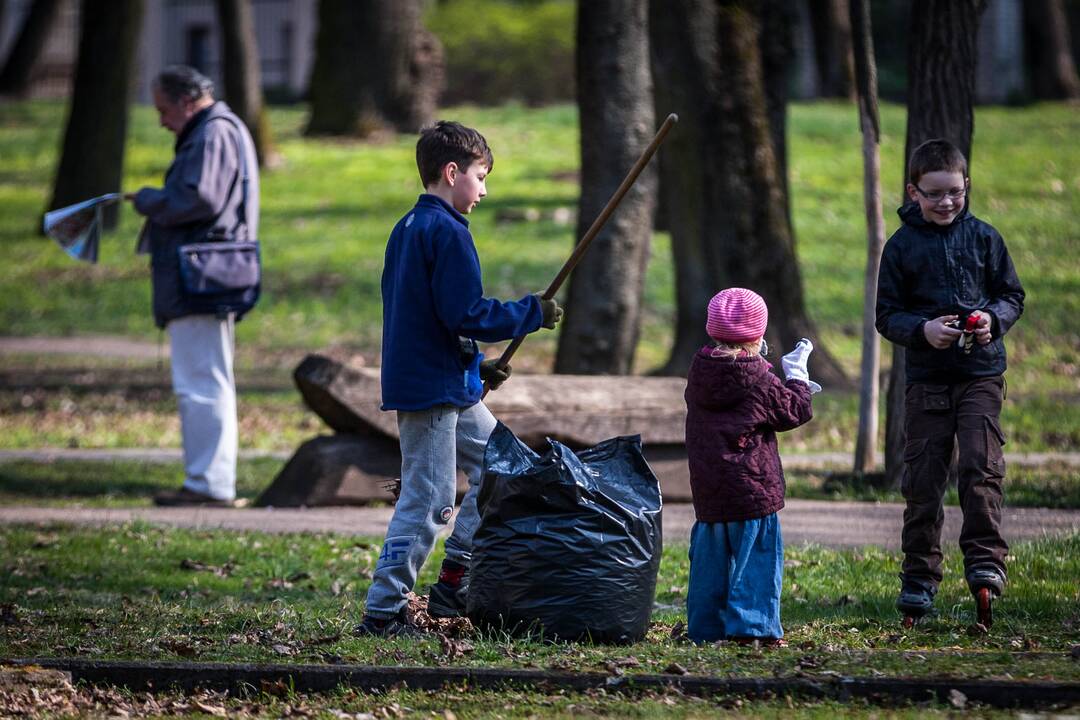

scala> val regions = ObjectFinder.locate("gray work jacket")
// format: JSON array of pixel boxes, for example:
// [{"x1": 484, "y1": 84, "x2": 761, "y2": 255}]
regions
[{"x1": 134, "y1": 102, "x2": 260, "y2": 328}]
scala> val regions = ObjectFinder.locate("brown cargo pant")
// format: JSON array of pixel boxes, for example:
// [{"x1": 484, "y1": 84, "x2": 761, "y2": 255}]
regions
[{"x1": 901, "y1": 376, "x2": 1008, "y2": 589}]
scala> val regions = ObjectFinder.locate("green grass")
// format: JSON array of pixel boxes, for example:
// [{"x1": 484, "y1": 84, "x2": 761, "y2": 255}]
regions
[
  {"x1": 0, "y1": 682, "x2": 1032, "y2": 719},
  {"x1": 0, "y1": 458, "x2": 285, "y2": 507},
  {"x1": 2, "y1": 524, "x2": 1078, "y2": 680},
  {"x1": 785, "y1": 464, "x2": 1080, "y2": 509},
  {"x1": 1, "y1": 99, "x2": 1078, "y2": 458}
]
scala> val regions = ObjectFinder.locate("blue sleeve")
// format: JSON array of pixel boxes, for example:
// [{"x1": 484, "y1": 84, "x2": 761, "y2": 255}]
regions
[{"x1": 430, "y1": 226, "x2": 544, "y2": 342}]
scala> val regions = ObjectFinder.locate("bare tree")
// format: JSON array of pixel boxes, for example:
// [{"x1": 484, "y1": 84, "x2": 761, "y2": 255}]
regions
[
  {"x1": 1023, "y1": 0, "x2": 1080, "y2": 100},
  {"x1": 650, "y1": 0, "x2": 846, "y2": 382},
  {"x1": 648, "y1": 0, "x2": 716, "y2": 375},
  {"x1": 808, "y1": 0, "x2": 855, "y2": 98},
  {"x1": 215, "y1": 0, "x2": 275, "y2": 166},
  {"x1": 0, "y1": 0, "x2": 62, "y2": 97},
  {"x1": 48, "y1": 0, "x2": 144, "y2": 230},
  {"x1": 883, "y1": 0, "x2": 985, "y2": 487},
  {"x1": 850, "y1": 0, "x2": 885, "y2": 474},
  {"x1": 555, "y1": 0, "x2": 656, "y2": 375},
  {"x1": 306, "y1": 0, "x2": 443, "y2": 137}
]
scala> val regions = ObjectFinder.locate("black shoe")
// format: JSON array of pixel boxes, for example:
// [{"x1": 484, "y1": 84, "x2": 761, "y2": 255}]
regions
[
  {"x1": 354, "y1": 609, "x2": 421, "y2": 638},
  {"x1": 427, "y1": 579, "x2": 468, "y2": 618},
  {"x1": 153, "y1": 487, "x2": 240, "y2": 508}
]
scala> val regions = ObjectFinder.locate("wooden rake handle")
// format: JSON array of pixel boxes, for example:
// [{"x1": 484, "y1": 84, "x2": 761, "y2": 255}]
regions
[{"x1": 482, "y1": 112, "x2": 679, "y2": 397}]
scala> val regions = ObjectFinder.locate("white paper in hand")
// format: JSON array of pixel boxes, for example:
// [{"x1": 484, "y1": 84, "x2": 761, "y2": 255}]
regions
[{"x1": 43, "y1": 193, "x2": 121, "y2": 263}]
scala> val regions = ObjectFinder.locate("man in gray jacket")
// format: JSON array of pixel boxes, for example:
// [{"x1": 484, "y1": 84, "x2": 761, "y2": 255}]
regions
[{"x1": 128, "y1": 65, "x2": 260, "y2": 506}]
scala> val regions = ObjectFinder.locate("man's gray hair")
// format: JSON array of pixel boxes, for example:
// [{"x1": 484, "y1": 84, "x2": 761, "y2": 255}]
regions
[{"x1": 154, "y1": 65, "x2": 215, "y2": 103}]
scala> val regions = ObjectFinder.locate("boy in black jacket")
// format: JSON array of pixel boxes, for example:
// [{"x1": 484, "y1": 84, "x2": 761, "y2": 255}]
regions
[{"x1": 876, "y1": 139, "x2": 1025, "y2": 628}]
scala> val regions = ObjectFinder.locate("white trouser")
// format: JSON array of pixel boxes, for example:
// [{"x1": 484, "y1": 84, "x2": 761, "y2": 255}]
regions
[{"x1": 167, "y1": 314, "x2": 238, "y2": 501}]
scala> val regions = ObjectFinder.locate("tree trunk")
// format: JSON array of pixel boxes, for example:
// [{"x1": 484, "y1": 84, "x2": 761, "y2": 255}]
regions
[
  {"x1": 215, "y1": 0, "x2": 275, "y2": 167},
  {"x1": 759, "y1": 0, "x2": 796, "y2": 205},
  {"x1": 649, "y1": 0, "x2": 721, "y2": 375},
  {"x1": 0, "y1": 0, "x2": 62, "y2": 97},
  {"x1": 713, "y1": 0, "x2": 846, "y2": 385},
  {"x1": 48, "y1": 0, "x2": 144, "y2": 230},
  {"x1": 1023, "y1": 0, "x2": 1080, "y2": 100},
  {"x1": 808, "y1": 0, "x2": 855, "y2": 98},
  {"x1": 850, "y1": 0, "x2": 884, "y2": 474},
  {"x1": 306, "y1": 0, "x2": 443, "y2": 137},
  {"x1": 650, "y1": 0, "x2": 846, "y2": 383},
  {"x1": 555, "y1": 0, "x2": 656, "y2": 375},
  {"x1": 884, "y1": 0, "x2": 985, "y2": 487}
]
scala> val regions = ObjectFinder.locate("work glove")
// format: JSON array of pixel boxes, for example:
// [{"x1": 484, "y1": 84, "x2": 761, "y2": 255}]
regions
[
  {"x1": 781, "y1": 338, "x2": 822, "y2": 394},
  {"x1": 480, "y1": 359, "x2": 512, "y2": 391},
  {"x1": 535, "y1": 293, "x2": 563, "y2": 329}
]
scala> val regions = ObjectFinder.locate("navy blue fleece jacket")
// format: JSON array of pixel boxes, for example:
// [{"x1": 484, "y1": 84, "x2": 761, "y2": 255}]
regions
[{"x1": 380, "y1": 194, "x2": 542, "y2": 410}]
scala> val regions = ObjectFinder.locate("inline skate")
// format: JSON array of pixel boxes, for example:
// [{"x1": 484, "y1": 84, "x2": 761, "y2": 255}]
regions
[
  {"x1": 896, "y1": 576, "x2": 936, "y2": 628},
  {"x1": 967, "y1": 565, "x2": 1005, "y2": 629}
]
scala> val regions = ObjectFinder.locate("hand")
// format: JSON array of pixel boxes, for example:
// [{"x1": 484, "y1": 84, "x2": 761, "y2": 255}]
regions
[
  {"x1": 480, "y1": 359, "x2": 512, "y2": 391},
  {"x1": 123, "y1": 192, "x2": 137, "y2": 201},
  {"x1": 535, "y1": 293, "x2": 563, "y2": 329},
  {"x1": 923, "y1": 315, "x2": 962, "y2": 349},
  {"x1": 781, "y1": 338, "x2": 822, "y2": 393},
  {"x1": 970, "y1": 310, "x2": 993, "y2": 345}
]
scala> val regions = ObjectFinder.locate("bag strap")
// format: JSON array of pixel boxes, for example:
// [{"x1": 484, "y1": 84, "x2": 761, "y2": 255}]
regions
[{"x1": 206, "y1": 114, "x2": 250, "y2": 238}]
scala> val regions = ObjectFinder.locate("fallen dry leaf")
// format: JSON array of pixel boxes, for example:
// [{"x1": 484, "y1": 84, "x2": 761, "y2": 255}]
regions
[{"x1": 194, "y1": 699, "x2": 227, "y2": 716}]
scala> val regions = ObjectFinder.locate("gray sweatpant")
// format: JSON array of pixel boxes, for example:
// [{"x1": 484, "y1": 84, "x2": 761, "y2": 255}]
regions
[{"x1": 364, "y1": 401, "x2": 497, "y2": 619}]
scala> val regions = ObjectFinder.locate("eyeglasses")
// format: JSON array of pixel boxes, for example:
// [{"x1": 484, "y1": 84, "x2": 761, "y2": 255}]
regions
[{"x1": 913, "y1": 183, "x2": 968, "y2": 203}]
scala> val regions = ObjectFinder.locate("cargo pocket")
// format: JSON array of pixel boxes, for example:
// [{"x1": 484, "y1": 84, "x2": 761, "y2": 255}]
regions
[
  {"x1": 900, "y1": 437, "x2": 930, "y2": 499},
  {"x1": 984, "y1": 417, "x2": 1006, "y2": 478},
  {"x1": 921, "y1": 384, "x2": 951, "y2": 412}
]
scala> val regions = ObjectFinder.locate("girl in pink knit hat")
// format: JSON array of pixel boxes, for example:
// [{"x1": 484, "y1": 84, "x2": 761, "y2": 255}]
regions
[{"x1": 683, "y1": 287, "x2": 820, "y2": 645}]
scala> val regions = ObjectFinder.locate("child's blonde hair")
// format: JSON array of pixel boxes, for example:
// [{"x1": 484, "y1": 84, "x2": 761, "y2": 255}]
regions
[{"x1": 709, "y1": 338, "x2": 763, "y2": 358}]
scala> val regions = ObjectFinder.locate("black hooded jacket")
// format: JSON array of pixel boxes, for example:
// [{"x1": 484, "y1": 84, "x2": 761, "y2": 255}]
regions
[{"x1": 876, "y1": 203, "x2": 1024, "y2": 383}]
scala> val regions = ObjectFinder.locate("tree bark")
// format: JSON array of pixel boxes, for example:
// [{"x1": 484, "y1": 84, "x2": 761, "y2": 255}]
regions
[
  {"x1": 1023, "y1": 0, "x2": 1080, "y2": 100},
  {"x1": 0, "y1": 0, "x2": 62, "y2": 97},
  {"x1": 713, "y1": 0, "x2": 846, "y2": 385},
  {"x1": 306, "y1": 0, "x2": 443, "y2": 137},
  {"x1": 215, "y1": 0, "x2": 275, "y2": 167},
  {"x1": 850, "y1": 0, "x2": 884, "y2": 474},
  {"x1": 649, "y1": 0, "x2": 721, "y2": 375},
  {"x1": 807, "y1": 0, "x2": 855, "y2": 99},
  {"x1": 884, "y1": 0, "x2": 985, "y2": 487},
  {"x1": 650, "y1": 0, "x2": 846, "y2": 383},
  {"x1": 48, "y1": 0, "x2": 144, "y2": 230},
  {"x1": 555, "y1": 0, "x2": 656, "y2": 375}
]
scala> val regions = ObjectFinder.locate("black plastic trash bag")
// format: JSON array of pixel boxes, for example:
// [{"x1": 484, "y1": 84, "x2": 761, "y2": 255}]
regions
[{"x1": 467, "y1": 422, "x2": 663, "y2": 644}]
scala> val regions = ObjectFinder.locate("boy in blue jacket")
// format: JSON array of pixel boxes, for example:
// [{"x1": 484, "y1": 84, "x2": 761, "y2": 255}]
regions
[{"x1": 357, "y1": 121, "x2": 562, "y2": 637}]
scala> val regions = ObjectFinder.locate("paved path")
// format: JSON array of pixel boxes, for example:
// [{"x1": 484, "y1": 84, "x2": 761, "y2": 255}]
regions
[
  {"x1": 2, "y1": 447, "x2": 1077, "y2": 468},
  {"x1": 2, "y1": 500, "x2": 1076, "y2": 549},
  {"x1": 0, "y1": 335, "x2": 165, "y2": 360}
]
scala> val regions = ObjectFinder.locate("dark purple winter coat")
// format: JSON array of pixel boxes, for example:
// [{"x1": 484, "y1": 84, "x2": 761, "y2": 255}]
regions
[{"x1": 684, "y1": 347, "x2": 813, "y2": 523}]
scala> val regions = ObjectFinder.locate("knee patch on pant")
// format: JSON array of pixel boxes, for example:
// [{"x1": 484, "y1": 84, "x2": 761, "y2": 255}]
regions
[{"x1": 435, "y1": 505, "x2": 454, "y2": 525}]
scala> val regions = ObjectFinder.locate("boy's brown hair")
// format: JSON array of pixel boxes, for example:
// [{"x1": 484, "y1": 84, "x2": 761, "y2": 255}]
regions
[
  {"x1": 907, "y1": 138, "x2": 968, "y2": 185},
  {"x1": 416, "y1": 121, "x2": 494, "y2": 187}
]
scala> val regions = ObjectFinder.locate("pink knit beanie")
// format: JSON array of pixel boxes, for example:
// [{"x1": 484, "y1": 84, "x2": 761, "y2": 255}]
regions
[{"x1": 706, "y1": 288, "x2": 768, "y2": 343}]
